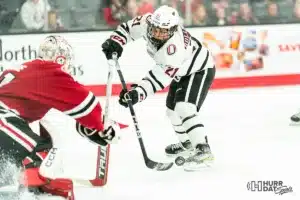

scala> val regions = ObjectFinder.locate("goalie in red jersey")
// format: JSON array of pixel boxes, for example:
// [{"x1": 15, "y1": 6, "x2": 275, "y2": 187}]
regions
[{"x1": 0, "y1": 35, "x2": 120, "y2": 199}]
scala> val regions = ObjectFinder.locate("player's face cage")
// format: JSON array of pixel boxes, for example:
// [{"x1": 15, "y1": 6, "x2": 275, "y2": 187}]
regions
[
  {"x1": 146, "y1": 21, "x2": 178, "y2": 48},
  {"x1": 38, "y1": 35, "x2": 74, "y2": 69}
]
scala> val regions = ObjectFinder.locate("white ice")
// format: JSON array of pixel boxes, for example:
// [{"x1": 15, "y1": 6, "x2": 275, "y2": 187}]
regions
[
  {"x1": 96, "y1": 86, "x2": 300, "y2": 200},
  {"x1": 3, "y1": 86, "x2": 300, "y2": 200}
]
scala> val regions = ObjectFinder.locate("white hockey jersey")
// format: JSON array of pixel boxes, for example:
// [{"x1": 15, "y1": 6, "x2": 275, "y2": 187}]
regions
[{"x1": 110, "y1": 13, "x2": 214, "y2": 96}]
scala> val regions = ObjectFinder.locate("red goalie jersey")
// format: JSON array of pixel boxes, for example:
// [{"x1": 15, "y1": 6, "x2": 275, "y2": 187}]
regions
[{"x1": 0, "y1": 59, "x2": 103, "y2": 131}]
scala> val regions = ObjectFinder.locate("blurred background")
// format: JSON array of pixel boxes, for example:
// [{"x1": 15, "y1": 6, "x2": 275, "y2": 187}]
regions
[{"x1": 0, "y1": 0, "x2": 298, "y2": 34}]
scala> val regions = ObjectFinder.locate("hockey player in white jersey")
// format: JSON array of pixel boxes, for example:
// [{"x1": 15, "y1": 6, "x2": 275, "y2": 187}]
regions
[{"x1": 102, "y1": 5, "x2": 215, "y2": 170}]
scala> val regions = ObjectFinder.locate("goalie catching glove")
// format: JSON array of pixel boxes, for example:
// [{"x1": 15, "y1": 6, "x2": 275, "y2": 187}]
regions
[
  {"x1": 119, "y1": 84, "x2": 148, "y2": 107},
  {"x1": 76, "y1": 119, "x2": 120, "y2": 146}
]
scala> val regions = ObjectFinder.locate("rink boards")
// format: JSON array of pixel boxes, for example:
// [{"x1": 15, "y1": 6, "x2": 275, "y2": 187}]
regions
[{"x1": 0, "y1": 24, "x2": 300, "y2": 95}]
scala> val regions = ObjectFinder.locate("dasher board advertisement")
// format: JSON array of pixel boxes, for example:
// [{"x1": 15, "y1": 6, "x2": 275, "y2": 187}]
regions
[{"x1": 0, "y1": 24, "x2": 300, "y2": 95}]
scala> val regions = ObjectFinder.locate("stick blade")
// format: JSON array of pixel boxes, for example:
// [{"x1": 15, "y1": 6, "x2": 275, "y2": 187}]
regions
[{"x1": 146, "y1": 160, "x2": 173, "y2": 171}]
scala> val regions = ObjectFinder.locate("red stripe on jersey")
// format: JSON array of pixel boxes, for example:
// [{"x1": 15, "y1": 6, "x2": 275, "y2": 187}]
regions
[{"x1": 0, "y1": 119, "x2": 35, "y2": 151}]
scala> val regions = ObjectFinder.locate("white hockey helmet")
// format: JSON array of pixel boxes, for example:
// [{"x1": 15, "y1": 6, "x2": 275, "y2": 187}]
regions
[
  {"x1": 38, "y1": 35, "x2": 74, "y2": 70},
  {"x1": 147, "y1": 5, "x2": 180, "y2": 47}
]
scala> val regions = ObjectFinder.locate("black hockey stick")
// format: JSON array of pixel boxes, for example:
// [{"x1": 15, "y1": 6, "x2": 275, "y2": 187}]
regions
[{"x1": 111, "y1": 53, "x2": 173, "y2": 171}]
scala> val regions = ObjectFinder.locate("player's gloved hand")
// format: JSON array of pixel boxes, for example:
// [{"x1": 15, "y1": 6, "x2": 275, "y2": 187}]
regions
[
  {"x1": 100, "y1": 119, "x2": 121, "y2": 144},
  {"x1": 119, "y1": 84, "x2": 147, "y2": 108},
  {"x1": 76, "y1": 121, "x2": 120, "y2": 146},
  {"x1": 101, "y1": 38, "x2": 123, "y2": 60}
]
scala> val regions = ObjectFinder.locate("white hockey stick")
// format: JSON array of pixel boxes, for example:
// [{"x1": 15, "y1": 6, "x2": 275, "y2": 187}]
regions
[{"x1": 104, "y1": 56, "x2": 115, "y2": 127}]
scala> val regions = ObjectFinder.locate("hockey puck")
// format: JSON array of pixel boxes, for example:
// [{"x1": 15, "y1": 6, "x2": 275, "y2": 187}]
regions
[{"x1": 175, "y1": 156, "x2": 185, "y2": 166}]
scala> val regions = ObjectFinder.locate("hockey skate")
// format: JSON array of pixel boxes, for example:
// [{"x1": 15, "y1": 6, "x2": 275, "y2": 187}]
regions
[
  {"x1": 180, "y1": 143, "x2": 214, "y2": 171},
  {"x1": 165, "y1": 140, "x2": 193, "y2": 157}
]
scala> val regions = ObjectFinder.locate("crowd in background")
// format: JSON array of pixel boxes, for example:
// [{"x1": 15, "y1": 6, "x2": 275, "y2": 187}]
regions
[{"x1": 0, "y1": 0, "x2": 299, "y2": 34}]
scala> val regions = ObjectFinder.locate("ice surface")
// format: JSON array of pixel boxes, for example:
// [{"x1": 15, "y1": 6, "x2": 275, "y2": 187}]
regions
[
  {"x1": 2, "y1": 86, "x2": 300, "y2": 200},
  {"x1": 96, "y1": 86, "x2": 300, "y2": 200}
]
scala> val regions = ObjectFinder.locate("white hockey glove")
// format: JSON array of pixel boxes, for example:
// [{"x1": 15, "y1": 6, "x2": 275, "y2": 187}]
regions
[{"x1": 76, "y1": 120, "x2": 120, "y2": 146}]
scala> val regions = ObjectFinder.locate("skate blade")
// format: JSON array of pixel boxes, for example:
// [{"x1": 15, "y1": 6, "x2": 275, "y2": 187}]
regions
[{"x1": 183, "y1": 157, "x2": 215, "y2": 172}]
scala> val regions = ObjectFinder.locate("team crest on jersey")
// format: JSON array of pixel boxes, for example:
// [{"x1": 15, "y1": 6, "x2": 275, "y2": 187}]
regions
[{"x1": 167, "y1": 44, "x2": 176, "y2": 55}]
